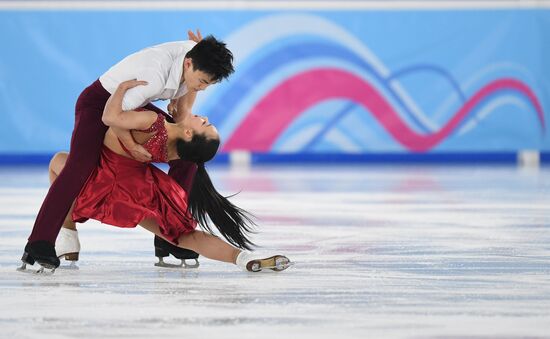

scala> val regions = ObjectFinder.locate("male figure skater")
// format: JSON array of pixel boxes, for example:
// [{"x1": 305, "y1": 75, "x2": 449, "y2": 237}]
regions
[{"x1": 21, "y1": 30, "x2": 234, "y2": 272}]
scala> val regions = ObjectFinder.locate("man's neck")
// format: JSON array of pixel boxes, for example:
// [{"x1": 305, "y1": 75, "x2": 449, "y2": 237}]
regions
[{"x1": 180, "y1": 60, "x2": 186, "y2": 85}]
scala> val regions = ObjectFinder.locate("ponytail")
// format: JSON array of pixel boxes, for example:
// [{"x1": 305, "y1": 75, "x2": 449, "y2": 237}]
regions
[{"x1": 177, "y1": 136, "x2": 256, "y2": 250}]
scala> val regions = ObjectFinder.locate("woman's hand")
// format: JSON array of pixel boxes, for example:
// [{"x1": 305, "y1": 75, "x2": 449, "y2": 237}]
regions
[
  {"x1": 103, "y1": 79, "x2": 148, "y2": 126},
  {"x1": 117, "y1": 79, "x2": 148, "y2": 92}
]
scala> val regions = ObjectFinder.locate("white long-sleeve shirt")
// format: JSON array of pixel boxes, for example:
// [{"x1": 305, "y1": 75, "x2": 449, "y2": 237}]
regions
[{"x1": 99, "y1": 40, "x2": 197, "y2": 111}]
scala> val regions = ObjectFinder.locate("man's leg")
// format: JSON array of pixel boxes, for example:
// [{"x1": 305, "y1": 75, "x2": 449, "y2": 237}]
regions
[
  {"x1": 23, "y1": 81, "x2": 109, "y2": 269},
  {"x1": 142, "y1": 103, "x2": 200, "y2": 267},
  {"x1": 48, "y1": 152, "x2": 80, "y2": 264}
]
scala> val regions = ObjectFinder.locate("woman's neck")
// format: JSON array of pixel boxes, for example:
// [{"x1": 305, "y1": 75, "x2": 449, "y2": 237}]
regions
[{"x1": 165, "y1": 122, "x2": 185, "y2": 161}]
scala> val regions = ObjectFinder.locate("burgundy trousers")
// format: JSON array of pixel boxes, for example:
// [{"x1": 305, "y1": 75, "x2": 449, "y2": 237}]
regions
[{"x1": 28, "y1": 80, "x2": 197, "y2": 244}]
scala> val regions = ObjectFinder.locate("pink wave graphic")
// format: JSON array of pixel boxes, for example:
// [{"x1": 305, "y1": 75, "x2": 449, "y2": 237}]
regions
[{"x1": 223, "y1": 68, "x2": 545, "y2": 152}]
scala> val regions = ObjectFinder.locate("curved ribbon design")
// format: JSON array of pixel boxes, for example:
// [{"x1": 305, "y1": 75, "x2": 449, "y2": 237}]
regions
[{"x1": 223, "y1": 68, "x2": 545, "y2": 152}]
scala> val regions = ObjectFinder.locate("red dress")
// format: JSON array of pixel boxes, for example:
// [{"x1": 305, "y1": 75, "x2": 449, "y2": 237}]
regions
[{"x1": 72, "y1": 114, "x2": 197, "y2": 244}]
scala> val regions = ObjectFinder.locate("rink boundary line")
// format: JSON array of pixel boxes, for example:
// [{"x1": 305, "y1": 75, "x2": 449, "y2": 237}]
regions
[
  {"x1": 244, "y1": 151, "x2": 550, "y2": 166},
  {"x1": 1, "y1": 152, "x2": 549, "y2": 166},
  {"x1": 0, "y1": 1, "x2": 550, "y2": 10}
]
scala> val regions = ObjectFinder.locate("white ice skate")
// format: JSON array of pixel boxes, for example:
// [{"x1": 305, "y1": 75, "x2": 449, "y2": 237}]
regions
[
  {"x1": 236, "y1": 251, "x2": 293, "y2": 272},
  {"x1": 55, "y1": 228, "x2": 80, "y2": 269}
]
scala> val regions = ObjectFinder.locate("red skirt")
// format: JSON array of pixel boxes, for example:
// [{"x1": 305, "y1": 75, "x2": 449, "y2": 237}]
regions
[{"x1": 72, "y1": 146, "x2": 197, "y2": 244}]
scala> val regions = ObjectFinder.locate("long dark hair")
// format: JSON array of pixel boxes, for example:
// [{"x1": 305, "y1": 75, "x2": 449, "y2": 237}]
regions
[{"x1": 176, "y1": 134, "x2": 256, "y2": 250}]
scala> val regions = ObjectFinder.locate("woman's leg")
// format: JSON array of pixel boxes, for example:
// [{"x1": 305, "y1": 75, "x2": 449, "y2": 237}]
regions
[
  {"x1": 48, "y1": 152, "x2": 67, "y2": 184},
  {"x1": 48, "y1": 152, "x2": 77, "y2": 231},
  {"x1": 140, "y1": 219, "x2": 240, "y2": 264}
]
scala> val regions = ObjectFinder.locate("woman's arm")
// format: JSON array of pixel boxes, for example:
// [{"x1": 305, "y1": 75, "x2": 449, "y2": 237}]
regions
[
  {"x1": 103, "y1": 80, "x2": 156, "y2": 162},
  {"x1": 102, "y1": 80, "x2": 157, "y2": 130}
]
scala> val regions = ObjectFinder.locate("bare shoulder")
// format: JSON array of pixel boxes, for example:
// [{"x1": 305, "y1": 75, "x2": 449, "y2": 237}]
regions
[{"x1": 131, "y1": 109, "x2": 159, "y2": 130}]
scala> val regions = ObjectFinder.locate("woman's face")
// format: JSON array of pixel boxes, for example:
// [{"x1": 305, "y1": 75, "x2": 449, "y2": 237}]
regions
[{"x1": 184, "y1": 114, "x2": 219, "y2": 141}]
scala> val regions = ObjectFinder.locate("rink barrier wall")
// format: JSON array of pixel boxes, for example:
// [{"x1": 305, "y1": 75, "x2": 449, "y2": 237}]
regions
[{"x1": 2, "y1": 4, "x2": 549, "y2": 159}]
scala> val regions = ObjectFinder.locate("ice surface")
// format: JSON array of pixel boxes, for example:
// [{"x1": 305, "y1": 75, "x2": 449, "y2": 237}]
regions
[{"x1": 1, "y1": 164, "x2": 549, "y2": 338}]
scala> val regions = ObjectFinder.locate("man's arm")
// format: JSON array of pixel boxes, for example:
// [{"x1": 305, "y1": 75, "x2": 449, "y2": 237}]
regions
[
  {"x1": 172, "y1": 90, "x2": 197, "y2": 122},
  {"x1": 168, "y1": 29, "x2": 202, "y2": 122},
  {"x1": 163, "y1": 29, "x2": 204, "y2": 123}
]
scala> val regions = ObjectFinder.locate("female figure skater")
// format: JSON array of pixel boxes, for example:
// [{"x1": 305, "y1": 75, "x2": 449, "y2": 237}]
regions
[{"x1": 19, "y1": 80, "x2": 292, "y2": 274}]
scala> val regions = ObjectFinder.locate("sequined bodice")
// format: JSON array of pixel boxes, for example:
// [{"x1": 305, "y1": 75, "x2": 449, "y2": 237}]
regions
[
  {"x1": 119, "y1": 114, "x2": 169, "y2": 163},
  {"x1": 139, "y1": 114, "x2": 169, "y2": 163}
]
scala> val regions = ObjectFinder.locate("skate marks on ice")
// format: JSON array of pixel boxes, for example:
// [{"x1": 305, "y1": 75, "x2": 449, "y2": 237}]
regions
[{"x1": 0, "y1": 165, "x2": 550, "y2": 338}]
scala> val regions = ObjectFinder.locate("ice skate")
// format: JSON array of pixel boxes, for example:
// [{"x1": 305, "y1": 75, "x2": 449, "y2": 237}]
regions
[
  {"x1": 55, "y1": 228, "x2": 80, "y2": 269},
  {"x1": 236, "y1": 251, "x2": 293, "y2": 272},
  {"x1": 154, "y1": 236, "x2": 200, "y2": 269},
  {"x1": 17, "y1": 241, "x2": 60, "y2": 274}
]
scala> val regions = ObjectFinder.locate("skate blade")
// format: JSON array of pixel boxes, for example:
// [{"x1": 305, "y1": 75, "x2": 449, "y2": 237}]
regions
[
  {"x1": 57, "y1": 253, "x2": 79, "y2": 270},
  {"x1": 155, "y1": 257, "x2": 200, "y2": 269},
  {"x1": 17, "y1": 262, "x2": 56, "y2": 275},
  {"x1": 58, "y1": 261, "x2": 79, "y2": 270},
  {"x1": 58, "y1": 252, "x2": 79, "y2": 261},
  {"x1": 248, "y1": 256, "x2": 294, "y2": 272}
]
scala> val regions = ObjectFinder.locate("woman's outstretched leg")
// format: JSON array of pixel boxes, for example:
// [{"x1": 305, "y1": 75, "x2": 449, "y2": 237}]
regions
[
  {"x1": 140, "y1": 219, "x2": 240, "y2": 264},
  {"x1": 178, "y1": 230, "x2": 241, "y2": 264},
  {"x1": 140, "y1": 219, "x2": 292, "y2": 271}
]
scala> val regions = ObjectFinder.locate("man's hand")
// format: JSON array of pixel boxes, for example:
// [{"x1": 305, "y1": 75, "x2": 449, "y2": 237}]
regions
[
  {"x1": 111, "y1": 126, "x2": 152, "y2": 162},
  {"x1": 187, "y1": 29, "x2": 203, "y2": 43},
  {"x1": 128, "y1": 144, "x2": 153, "y2": 162},
  {"x1": 167, "y1": 99, "x2": 179, "y2": 118}
]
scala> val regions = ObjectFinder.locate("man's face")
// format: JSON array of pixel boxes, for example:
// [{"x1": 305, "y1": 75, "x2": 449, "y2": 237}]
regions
[{"x1": 183, "y1": 58, "x2": 215, "y2": 92}]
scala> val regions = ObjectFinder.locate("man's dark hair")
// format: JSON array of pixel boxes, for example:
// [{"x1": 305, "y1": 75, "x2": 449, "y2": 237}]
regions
[{"x1": 186, "y1": 35, "x2": 234, "y2": 82}]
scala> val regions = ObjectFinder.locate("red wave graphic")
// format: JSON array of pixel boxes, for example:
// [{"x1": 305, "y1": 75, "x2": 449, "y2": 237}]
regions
[{"x1": 223, "y1": 68, "x2": 545, "y2": 152}]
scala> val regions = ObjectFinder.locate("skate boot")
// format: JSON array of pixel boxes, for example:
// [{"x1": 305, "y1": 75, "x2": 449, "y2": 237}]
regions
[
  {"x1": 154, "y1": 236, "x2": 200, "y2": 268},
  {"x1": 55, "y1": 228, "x2": 80, "y2": 269},
  {"x1": 236, "y1": 251, "x2": 293, "y2": 272},
  {"x1": 18, "y1": 241, "x2": 60, "y2": 274}
]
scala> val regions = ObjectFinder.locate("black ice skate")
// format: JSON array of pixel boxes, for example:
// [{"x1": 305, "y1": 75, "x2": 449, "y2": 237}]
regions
[
  {"x1": 154, "y1": 236, "x2": 200, "y2": 268},
  {"x1": 18, "y1": 241, "x2": 60, "y2": 274}
]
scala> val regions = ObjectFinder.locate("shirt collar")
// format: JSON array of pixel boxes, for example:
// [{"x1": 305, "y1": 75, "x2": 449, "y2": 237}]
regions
[{"x1": 165, "y1": 53, "x2": 185, "y2": 92}]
